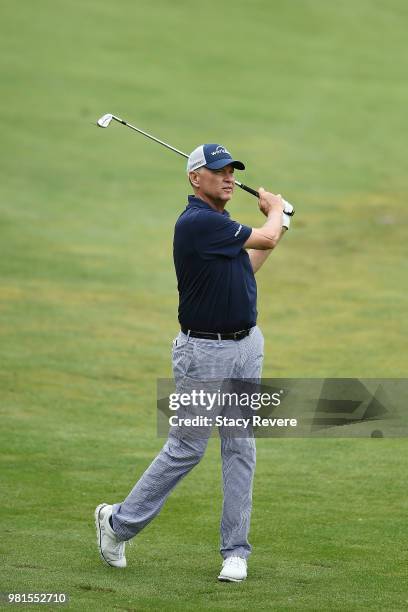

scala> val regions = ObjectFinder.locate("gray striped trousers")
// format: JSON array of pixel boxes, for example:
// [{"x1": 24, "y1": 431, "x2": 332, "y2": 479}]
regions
[{"x1": 112, "y1": 326, "x2": 264, "y2": 559}]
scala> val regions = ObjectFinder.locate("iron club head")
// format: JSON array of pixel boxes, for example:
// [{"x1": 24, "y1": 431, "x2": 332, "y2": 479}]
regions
[{"x1": 97, "y1": 113, "x2": 113, "y2": 128}]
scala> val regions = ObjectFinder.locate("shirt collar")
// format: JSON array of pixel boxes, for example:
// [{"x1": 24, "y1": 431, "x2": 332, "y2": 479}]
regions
[{"x1": 187, "y1": 195, "x2": 230, "y2": 217}]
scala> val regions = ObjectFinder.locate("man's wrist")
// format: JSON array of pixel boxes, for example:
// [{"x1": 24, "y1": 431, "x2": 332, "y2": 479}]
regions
[{"x1": 266, "y1": 207, "x2": 283, "y2": 219}]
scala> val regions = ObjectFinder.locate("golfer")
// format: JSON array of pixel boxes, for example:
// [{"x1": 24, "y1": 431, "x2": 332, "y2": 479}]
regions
[{"x1": 95, "y1": 143, "x2": 290, "y2": 581}]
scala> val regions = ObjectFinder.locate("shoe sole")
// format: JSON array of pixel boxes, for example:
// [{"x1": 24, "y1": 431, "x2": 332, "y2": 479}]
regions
[
  {"x1": 218, "y1": 575, "x2": 246, "y2": 582},
  {"x1": 95, "y1": 503, "x2": 113, "y2": 568}
]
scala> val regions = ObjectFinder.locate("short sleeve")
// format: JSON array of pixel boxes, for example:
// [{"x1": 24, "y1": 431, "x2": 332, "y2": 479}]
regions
[{"x1": 194, "y1": 211, "x2": 252, "y2": 259}]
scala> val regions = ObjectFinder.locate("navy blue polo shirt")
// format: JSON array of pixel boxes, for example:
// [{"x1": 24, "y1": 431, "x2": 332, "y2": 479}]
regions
[{"x1": 173, "y1": 195, "x2": 257, "y2": 333}]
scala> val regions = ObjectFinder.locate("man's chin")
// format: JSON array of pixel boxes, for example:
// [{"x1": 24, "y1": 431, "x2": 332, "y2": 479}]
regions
[{"x1": 221, "y1": 190, "x2": 233, "y2": 202}]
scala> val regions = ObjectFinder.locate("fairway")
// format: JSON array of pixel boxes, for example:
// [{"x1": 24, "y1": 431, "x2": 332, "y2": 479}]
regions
[{"x1": 1, "y1": 0, "x2": 407, "y2": 610}]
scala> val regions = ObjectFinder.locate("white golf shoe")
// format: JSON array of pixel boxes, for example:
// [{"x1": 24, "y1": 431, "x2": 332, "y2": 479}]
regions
[
  {"x1": 95, "y1": 503, "x2": 126, "y2": 568},
  {"x1": 218, "y1": 556, "x2": 247, "y2": 582}
]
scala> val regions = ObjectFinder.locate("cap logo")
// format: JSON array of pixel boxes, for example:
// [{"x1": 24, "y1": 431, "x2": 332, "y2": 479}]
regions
[
  {"x1": 190, "y1": 160, "x2": 204, "y2": 171},
  {"x1": 211, "y1": 145, "x2": 230, "y2": 156}
]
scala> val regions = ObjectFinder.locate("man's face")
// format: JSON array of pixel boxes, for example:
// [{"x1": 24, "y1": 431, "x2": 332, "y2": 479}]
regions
[{"x1": 190, "y1": 164, "x2": 235, "y2": 204}]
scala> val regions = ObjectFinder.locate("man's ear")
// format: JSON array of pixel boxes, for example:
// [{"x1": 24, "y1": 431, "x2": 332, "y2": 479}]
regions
[{"x1": 189, "y1": 170, "x2": 200, "y2": 188}]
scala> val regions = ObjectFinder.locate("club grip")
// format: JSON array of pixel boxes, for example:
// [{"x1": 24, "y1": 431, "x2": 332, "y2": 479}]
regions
[
  {"x1": 238, "y1": 183, "x2": 259, "y2": 198},
  {"x1": 237, "y1": 182, "x2": 295, "y2": 216}
]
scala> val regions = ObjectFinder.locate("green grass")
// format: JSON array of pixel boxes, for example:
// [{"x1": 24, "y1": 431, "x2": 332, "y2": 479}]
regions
[{"x1": 1, "y1": 0, "x2": 407, "y2": 609}]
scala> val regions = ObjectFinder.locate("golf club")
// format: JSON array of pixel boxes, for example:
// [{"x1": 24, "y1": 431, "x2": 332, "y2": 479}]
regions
[{"x1": 96, "y1": 113, "x2": 294, "y2": 215}]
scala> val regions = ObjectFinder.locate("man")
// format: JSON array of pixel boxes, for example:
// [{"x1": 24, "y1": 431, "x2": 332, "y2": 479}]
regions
[{"x1": 95, "y1": 143, "x2": 292, "y2": 581}]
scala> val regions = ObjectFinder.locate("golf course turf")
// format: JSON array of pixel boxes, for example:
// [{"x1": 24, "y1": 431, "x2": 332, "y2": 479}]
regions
[{"x1": 1, "y1": 1, "x2": 407, "y2": 609}]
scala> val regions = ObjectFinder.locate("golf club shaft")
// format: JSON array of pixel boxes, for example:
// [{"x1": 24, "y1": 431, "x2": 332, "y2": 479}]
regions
[
  {"x1": 110, "y1": 115, "x2": 187, "y2": 158},
  {"x1": 104, "y1": 114, "x2": 295, "y2": 212},
  {"x1": 109, "y1": 115, "x2": 261, "y2": 199}
]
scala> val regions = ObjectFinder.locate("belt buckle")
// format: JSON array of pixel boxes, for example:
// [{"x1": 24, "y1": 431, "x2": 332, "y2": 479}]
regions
[{"x1": 233, "y1": 330, "x2": 241, "y2": 341}]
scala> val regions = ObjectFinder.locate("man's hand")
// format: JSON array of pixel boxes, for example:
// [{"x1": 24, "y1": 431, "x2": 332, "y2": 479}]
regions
[
  {"x1": 244, "y1": 187, "x2": 291, "y2": 273},
  {"x1": 257, "y1": 187, "x2": 284, "y2": 218},
  {"x1": 258, "y1": 188, "x2": 293, "y2": 229},
  {"x1": 243, "y1": 188, "x2": 285, "y2": 251}
]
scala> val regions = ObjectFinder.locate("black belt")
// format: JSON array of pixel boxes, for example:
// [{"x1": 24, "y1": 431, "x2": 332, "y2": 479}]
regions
[{"x1": 181, "y1": 327, "x2": 253, "y2": 341}]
